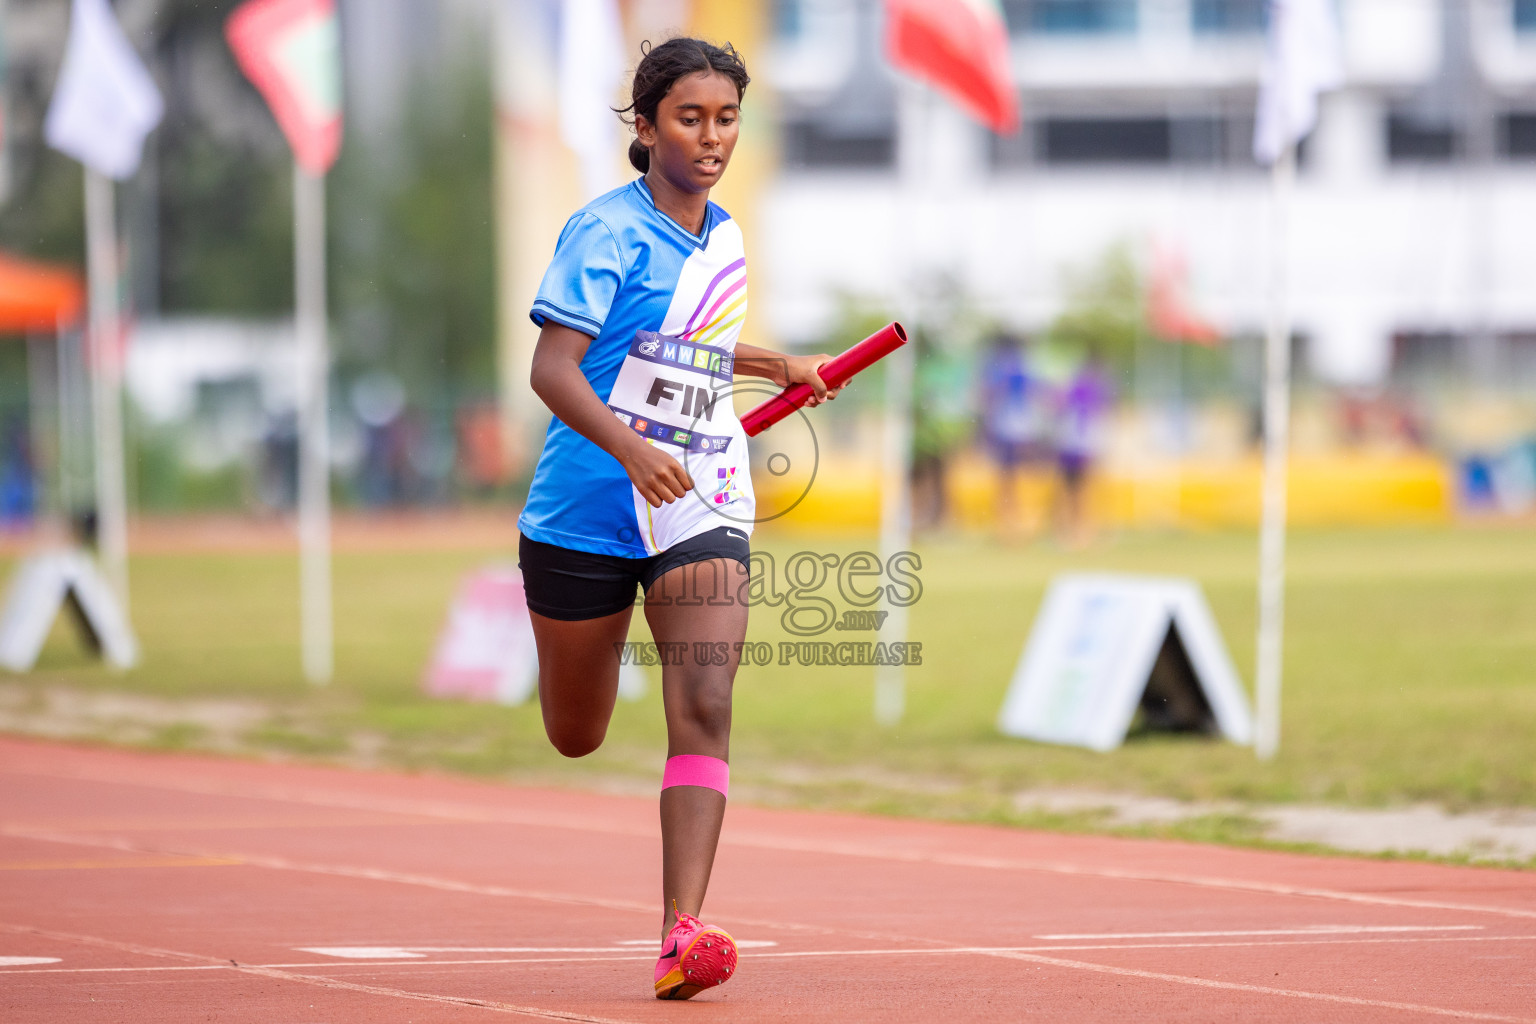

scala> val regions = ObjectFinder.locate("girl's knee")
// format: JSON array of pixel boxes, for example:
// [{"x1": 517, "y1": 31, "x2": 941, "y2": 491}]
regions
[
  {"x1": 543, "y1": 715, "x2": 608, "y2": 758},
  {"x1": 674, "y1": 677, "x2": 733, "y2": 738}
]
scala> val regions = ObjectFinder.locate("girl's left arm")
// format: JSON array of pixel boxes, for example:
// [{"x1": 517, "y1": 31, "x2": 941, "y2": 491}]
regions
[{"x1": 733, "y1": 343, "x2": 844, "y2": 406}]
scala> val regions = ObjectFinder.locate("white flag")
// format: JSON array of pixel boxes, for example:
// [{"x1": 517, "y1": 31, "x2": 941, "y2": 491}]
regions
[
  {"x1": 1253, "y1": 0, "x2": 1344, "y2": 165},
  {"x1": 45, "y1": 0, "x2": 164, "y2": 180},
  {"x1": 558, "y1": 0, "x2": 625, "y2": 201}
]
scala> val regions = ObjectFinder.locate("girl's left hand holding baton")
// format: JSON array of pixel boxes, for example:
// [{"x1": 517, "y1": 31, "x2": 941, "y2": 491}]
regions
[{"x1": 733, "y1": 344, "x2": 845, "y2": 407}]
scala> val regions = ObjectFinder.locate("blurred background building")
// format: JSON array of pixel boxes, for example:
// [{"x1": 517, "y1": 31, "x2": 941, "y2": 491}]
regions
[
  {"x1": 1, "y1": 0, "x2": 1534, "y2": 532},
  {"x1": 768, "y1": 0, "x2": 1536, "y2": 390}
]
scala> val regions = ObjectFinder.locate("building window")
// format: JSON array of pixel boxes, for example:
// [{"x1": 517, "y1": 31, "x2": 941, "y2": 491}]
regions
[
  {"x1": 1003, "y1": 0, "x2": 1138, "y2": 35},
  {"x1": 996, "y1": 114, "x2": 1259, "y2": 167},
  {"x1": 1391, "y1": 332, "x2": 1461, "y2": 386},
  {"x1": 1391, "y1": 332, "x2": 1536, "y2": 388},
  {"x1": 782, "y1": 120, "x2": 896, "y2": 170},
  {"x1": 1506, "y1": 334, "x2": 1536, "y2": 385},
  {"x1": 1169, "y1": 117, "x2": 1230, "y2": 163},
  {"x1": 1502, "y1": 113, "x2": 1536, "y2": 159},
  {"x1": 1517, "y1": 0, "x2": 1536, "y2": 32},
  {"x1": 1191, "y1": 0, "x2": 1265, "y2": 34},
  {"x1": 1386, "y1": 114, "x2": 1457, "y2": 163},
  {"x1": 1042, "y1": 118, "x2": 1170, "y2": 162}
]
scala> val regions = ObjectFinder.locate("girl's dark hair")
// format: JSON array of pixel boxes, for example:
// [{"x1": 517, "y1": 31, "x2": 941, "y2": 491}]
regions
[{"x1": 616, "y1": 38, "x2": 750, "y2": 174}]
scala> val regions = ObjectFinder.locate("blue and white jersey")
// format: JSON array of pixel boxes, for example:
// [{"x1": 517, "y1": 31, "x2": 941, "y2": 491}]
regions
[{"x1": 520, "y1": 179, "x2": 755, "y2": 558}]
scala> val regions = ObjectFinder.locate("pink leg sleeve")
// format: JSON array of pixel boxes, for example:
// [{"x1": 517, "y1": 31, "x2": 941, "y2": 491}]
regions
[{"x1": 661, "y1": 754, "x2": 729, "y2": 798}]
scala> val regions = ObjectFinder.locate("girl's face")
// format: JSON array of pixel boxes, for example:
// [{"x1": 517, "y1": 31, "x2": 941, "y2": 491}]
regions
[{"x1": 637, "y1": 70, "x2": 741, "y2": 194}]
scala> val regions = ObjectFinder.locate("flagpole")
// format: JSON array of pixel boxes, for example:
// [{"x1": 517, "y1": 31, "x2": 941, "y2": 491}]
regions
[
  {"x1": 1254, "y1": 142, "x2": 1295, "y2": 761},
  {"x1": 84, "y1": 167, "x2": 131, "y2": 620},
  {"x1": 876, "y1": 80, "x2": 925, "y2": 728},
  {"x1": 876, "y1": 334, "x2": 914, "y2": 727},
  {"x1": 294, "y1": 161, "x2": 333, "y2": 684}
]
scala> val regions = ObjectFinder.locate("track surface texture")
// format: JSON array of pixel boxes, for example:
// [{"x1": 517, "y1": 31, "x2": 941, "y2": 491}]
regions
[{"x1": 2, "y1": 737, "x2": 1533, "y2": 1023}]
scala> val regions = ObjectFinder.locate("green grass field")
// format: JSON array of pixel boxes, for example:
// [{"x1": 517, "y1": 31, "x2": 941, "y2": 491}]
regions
[{"x1": 4, "y1": 524, "x2": 1535, "y2": 838}]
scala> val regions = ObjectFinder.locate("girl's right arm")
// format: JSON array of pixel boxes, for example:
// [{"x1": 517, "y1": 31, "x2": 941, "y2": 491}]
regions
[{"x1": 529, "y1": 322, "x2": 694, "y2": 507}]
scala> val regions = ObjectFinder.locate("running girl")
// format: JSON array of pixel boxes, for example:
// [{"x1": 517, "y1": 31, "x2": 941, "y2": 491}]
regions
[{"x1": 518, "y1": 38, "x2": 839, "y2": 1000}]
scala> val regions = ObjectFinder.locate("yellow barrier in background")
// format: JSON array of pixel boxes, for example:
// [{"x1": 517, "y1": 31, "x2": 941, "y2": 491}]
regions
[{"x1": 759, "y1": 451, "x2": 1453, "y2": 533}]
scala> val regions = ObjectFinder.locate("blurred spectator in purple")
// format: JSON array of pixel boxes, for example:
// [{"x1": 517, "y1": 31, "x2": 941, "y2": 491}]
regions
[
  {"x1": 979, "y1": 333, "x2": 1049, "y2": 535},
  {"x1": 359, "y1": 414, "x2": 422, "y2": 507},
  {"x1": 1054, "y1": 348, "x2": 1113, "y2": 546}
]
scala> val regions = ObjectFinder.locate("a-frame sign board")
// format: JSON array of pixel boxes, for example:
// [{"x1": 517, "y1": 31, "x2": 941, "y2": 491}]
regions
[
  {"x1": 0, "y1": 549, "x2": 139, "y2": 671},
  {"x1": 998, "y1": 573, "x2": 1252, "y2": 751},
  {"x1": 423, "y1": 565, "x2": 644, "y2": 706}
]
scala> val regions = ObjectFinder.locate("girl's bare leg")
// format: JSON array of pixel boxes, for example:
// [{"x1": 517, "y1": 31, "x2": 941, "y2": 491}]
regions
[
  {"x1": 644, "y1": 557, "x2": 748, "y2": 937},
  {"x1": 528, "y1": 606, "x2": 634, "y2": 758}
]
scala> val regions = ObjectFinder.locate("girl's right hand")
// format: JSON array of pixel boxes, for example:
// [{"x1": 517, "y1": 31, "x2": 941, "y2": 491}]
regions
[{"x1": 619, "y1": 441, "x2": 694, "y2": 507}]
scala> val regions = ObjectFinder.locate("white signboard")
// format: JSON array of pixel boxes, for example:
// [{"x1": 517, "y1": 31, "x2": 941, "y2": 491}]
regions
[
  {"x1": 998, "y1": 573, "x2": 1252, "y2": 751},
  {"x1": 424, "y1": 565, "x2": 643, "y2": 706},
  {"x1": 0, "y1": 548, "x2": 138, "y2": 671}
]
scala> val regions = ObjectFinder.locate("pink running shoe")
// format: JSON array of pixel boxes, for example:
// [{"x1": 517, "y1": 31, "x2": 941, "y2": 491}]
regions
[{"x1": 653, "y1": 907, "x2": 738, "y2": 1000}]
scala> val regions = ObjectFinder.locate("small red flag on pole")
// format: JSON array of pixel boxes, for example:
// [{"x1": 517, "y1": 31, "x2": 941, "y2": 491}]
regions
[
  {"x1": 1147, "y1": 244, "x2": 1222, "y2": 346},
  {"x1": 883, "y1": 0, "x2": 1020, "y2": 134},
  {"x1": 226, "y1": 0, "x2": 342, "y2": 175}
]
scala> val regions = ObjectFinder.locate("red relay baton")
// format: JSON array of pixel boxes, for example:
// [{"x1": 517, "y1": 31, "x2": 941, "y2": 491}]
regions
[{"x1": 740, "y1": 322, "x2": 907, "y2": 437}]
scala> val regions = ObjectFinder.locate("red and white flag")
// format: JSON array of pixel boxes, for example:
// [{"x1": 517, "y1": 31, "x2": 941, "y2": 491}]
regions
[
  {"x1": 884, "y1": 0, "x2": 1019, "y2": 135},
  {"x1": 1147, "y1": 243, "x2": 1222, "y2": 346},
  {"x1": 226, "y1": 0, "x2": 342, "y2": 175}
]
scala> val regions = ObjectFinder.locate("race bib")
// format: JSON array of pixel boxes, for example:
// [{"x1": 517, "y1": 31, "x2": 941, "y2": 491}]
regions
[{"x1": 608, "y1": 330, "x2": 754, "y2": 554}]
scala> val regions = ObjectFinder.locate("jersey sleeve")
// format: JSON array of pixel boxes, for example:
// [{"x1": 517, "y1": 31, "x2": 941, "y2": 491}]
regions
[{"x1": 529, "y1": 213, "x2": 625, "y2": 337}]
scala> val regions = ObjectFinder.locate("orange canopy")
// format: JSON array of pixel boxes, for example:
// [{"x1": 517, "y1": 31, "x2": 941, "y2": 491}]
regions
[{"x1": 0, "y1": 251, "x2": 85, "y2": 334}]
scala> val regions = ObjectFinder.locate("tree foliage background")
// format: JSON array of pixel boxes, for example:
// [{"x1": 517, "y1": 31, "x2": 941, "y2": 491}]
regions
[{"x1": 0, "y1": 0, "x2": 497, "y2": 408}]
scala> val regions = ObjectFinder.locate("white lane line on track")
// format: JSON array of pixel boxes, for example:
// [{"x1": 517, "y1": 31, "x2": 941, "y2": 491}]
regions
[
  {"x1": 0, "y1": 956, "x2": 659, "y2": 975},
  {"x1": 0, "y1": 827, "x2": 653, "y2": 915},
  {"x1": 0, "y1": 957, "x2": 61, "y2": 966},
  {"x1": 750, "y1": 933, "x2": 1536, "y2": 956},
  {"x1": 297, "y1": 940, "x2": 778, "y2": 959},
  {"x1": 299, "y1": 946, "x2": 646, "y2": 959},
  {"x1": 1036, "y1": 924, "x2": 1485, "y2": 940},
  {"x1": 980, "y1": 948, "x2": 1536, "y2": 1024},
  {"x1": 0, "y1": 922, "x2": 639, "y2": 1024},
  {"x1": 6, "y1": 932, "x2": 1536, "y2": 976},
  {"x1": 0, "y1": 827, "x2": 904, "y2": 944},
  {"x1": 7, "y1": 764, "x2": 1536, "y2": 923},
  {"x1": 724, "y1": 830, "x2": 1536, "y2": 923}
]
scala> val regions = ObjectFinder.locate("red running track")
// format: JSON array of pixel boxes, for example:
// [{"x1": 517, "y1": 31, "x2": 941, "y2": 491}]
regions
[{"x1": 1, "y1": 736, "x2": 1533, "y2": 1023}]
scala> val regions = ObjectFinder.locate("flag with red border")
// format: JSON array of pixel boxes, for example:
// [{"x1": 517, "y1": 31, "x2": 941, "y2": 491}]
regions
[{"x1": 226, "y1": 0, "x2": 342, "y2": 175}]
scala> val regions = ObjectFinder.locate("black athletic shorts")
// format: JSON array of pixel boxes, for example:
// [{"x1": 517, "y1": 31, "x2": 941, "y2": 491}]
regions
[{"x1": 518, "y1": 526, "x2": 751, "y2": 621}]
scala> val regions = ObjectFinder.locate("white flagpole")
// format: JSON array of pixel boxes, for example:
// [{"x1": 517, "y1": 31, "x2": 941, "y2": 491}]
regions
[
  {"x1": 875, "y1": 337, "x2": 914, "y2": 727},
  {"x1": 84, "y1": 167, "x2": 131, "y2": 618},
  {"x1": 294, "y1": 161, "x2": 333, "y2": 684},
  {"x1": 1254, "y1": 142, "x2": 1295, "y2": 761},
  {"x1": 877, "y1": 80, "x2": 926, "y2": 727}
]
